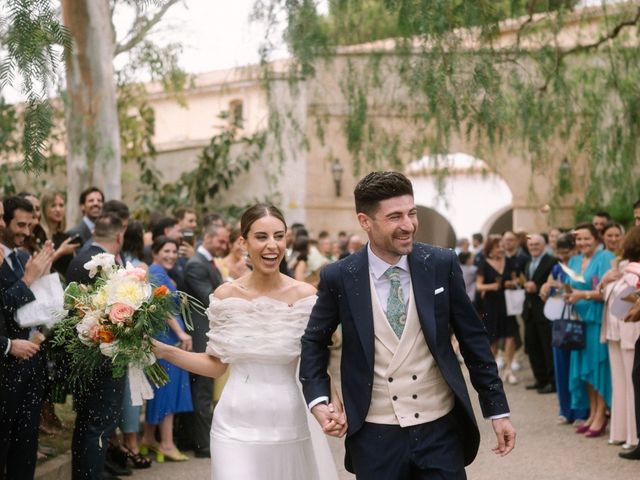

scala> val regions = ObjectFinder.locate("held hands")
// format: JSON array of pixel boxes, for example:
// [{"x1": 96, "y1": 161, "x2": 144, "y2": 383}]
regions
[
  {"x1": 311, "y1": 402, "x2": 347, "y2": 438},
  {"x1": 9, "y1": 339, "x2": 40, "y2": 360},
  {"x1": 523, "y1": 281, "x2": 537, "y2": 294},
  {"x1": 491, "y1": 417, "x2": 516, "y2": 457}
]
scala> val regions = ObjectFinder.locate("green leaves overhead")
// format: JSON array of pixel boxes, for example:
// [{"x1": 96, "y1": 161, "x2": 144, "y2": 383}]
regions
[
  {"x1": 257, "y1": 0, "x2": 640, "y2": 222},
  {"x1": 0, "y1": 0, "x2": 70, "y2": 171}
]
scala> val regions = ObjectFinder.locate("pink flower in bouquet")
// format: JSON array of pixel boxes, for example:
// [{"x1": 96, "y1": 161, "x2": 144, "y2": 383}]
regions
[
  {"x1": 89, "y1": 324, "x2": 101, "y2": 342},
  {"x1": 109, "y1": 303, "x2": 135, "y2": 324},
  {"x1": 125, "y1": 266, "x2": 147, "y2": 282}
]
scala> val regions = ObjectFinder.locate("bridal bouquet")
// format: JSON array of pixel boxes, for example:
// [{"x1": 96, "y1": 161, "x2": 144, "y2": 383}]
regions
[{"x1": 52, "y1": 253, "x2": 197, "y2": 405}]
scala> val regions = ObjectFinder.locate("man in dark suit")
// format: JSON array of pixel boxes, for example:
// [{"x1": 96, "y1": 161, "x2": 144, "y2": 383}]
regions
[
  {"x1": 301, "y1": 172, "x2": 515, "y2": 479},
  {"x1": 0, "y1": 196, "x2": 54, "y2": 480},
  {"x1": 66, "y1": 213, "x2": 127, "y2": 480},
  {"x1": 522, "y1": 234, "x2": 557, "y2": 394},
  {"x1": 178, "y1": 223, "x2": 228, "y2": 457},
  {"x1": 66, "y1": 187, "x2": 104, "y2": 246}
]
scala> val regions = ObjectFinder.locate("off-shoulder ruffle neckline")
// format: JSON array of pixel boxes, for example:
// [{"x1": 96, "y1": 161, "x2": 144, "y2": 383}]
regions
[{"x1": 211, "y1": 294, "x2": 317, "y2": 308}]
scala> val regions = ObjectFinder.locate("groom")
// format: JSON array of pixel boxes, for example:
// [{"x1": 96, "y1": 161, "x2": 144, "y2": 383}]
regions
[{"x1": 300, "y1": 171, "x2": 516, "y2": 479}]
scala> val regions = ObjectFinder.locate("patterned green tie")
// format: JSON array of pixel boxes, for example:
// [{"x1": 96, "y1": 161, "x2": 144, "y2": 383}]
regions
[{"x1": 384, "y1": 267, "x2": 407, "y2": 338}]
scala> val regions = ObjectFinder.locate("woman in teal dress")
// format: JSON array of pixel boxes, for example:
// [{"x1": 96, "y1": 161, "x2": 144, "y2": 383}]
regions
[{"x1": 564, "y1": 223, "x2": 615, "y2": 437}]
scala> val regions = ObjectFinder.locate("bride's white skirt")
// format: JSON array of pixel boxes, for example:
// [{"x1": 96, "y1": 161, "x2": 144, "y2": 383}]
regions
[{"x1": 209, "y1": 361, "x2": 339, "y2": 480}]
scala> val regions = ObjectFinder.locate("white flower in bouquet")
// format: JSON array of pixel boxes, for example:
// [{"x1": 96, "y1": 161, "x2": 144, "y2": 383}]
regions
[
  {"x1": 76, "y1": 312, "x2": 100, "y2": 346},
  {"x1": 92, "y1": 286, "x2": 109, "y2": 311},
  {"x1": 105, "y1": 275, "x2": 152, "y2": 310},
  {"x1": 99, "y1": 340, "x2": 119, "y2": 357},
  {"x1": 83, "y1": 253, "x2": 117, "y2": 278}
]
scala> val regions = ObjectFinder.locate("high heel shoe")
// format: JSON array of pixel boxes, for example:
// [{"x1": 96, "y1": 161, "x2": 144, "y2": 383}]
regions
[
  {"x1": 585, "y1": 418, "x2": 608, "y2": 438},
  {"x1": 502, "y1": 369, "x2": 518, "y2": 385},
  {"x1": 575, "y1": 423, "x2": 591, "y2": 434},
  {"x1": 138, "y1": 442, "x2": 158, "y2": 456},
  {"x1": 155, "y1": 448, "x2": 188, "y2": 463},
  {"x1": 122, "y1": 446, "x2": 151, "y2": 469}
]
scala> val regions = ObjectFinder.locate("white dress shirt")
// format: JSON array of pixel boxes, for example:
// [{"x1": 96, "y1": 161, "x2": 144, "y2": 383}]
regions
[
  {"x1": 197, "y1": 245, "x2": 214, "y2": 262},
  {"x1": 368, "y1": 244, "x2": 411, "y2": 313}
]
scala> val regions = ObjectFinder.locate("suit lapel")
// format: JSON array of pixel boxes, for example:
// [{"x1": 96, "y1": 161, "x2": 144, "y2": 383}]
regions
[
  {"x1": 0, "y1": 260, "x2": 18, "y2": 286},
  {"x1": 407, "y1": 244, "x2": 437, "y2": 352},
  {"x1": 342, "y1": 248, "x2": 374, "y2": 371}
]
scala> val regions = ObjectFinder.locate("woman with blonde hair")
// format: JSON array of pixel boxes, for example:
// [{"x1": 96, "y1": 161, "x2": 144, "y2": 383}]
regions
[{"x1": 39, "y1": 191, "x2": 78, "y2": 276}]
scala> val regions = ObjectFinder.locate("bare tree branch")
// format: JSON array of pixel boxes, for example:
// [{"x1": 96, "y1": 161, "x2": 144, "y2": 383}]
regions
[
  {"x1": 114, "y1": 0, "x2": 182, "y2": 56},
  {"x1": 539, "y1": 6, "x2": 640, "y2": 92}
]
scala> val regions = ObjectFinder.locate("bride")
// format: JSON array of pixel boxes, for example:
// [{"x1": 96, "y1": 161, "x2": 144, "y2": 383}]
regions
[{"x1": 153, "y1": 204, "x2": 346, "y2": 479}]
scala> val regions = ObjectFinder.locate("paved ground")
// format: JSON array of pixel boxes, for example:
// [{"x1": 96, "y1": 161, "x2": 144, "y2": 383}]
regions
[
  {"x1": 124, "y1": 363, "x2": 639, "y2": 480},
  {"x1": 37, "y1": 357, "x2": 639, "y2": 479}
]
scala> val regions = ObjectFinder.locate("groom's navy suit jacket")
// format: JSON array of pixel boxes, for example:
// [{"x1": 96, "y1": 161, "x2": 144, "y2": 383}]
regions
[{"x1": 300, "y1": 243, "x2": 509, "y2": 467}]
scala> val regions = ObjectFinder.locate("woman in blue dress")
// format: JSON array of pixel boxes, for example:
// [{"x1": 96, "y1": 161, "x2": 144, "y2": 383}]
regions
[
  {"x1": 540, "y1": 233, "x2": 588, "y2": 424},
  {"x1": 140, "y1": 236, "x2": 193, "y2": 461},
  {"x1": 564, "y1": 223, "x2": 614, "y2": 437}
]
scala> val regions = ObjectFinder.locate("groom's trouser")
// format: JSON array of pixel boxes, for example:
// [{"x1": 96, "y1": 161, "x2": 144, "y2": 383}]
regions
[
  {"x1": 346, "y1": 411, "x2": 466, "y2": 480},
  {"x1": 0, "y1": 352, "x2": 46, "y2": 480},
  {"x1": 190, "y1": 373, "x2": 213, "y2": 451},
  {"x1": 72, "y1": 369, "x2": 124, "y2": 480}
]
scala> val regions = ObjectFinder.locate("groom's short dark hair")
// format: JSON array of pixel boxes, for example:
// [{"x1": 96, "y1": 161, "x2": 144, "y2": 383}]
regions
[{"x1": 354, "y1": 171, "x2": 413, "y2": 217}]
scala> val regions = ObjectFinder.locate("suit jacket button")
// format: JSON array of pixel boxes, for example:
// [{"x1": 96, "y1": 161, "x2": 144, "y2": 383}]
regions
[
  {"x1": 392, "y1": 395, "x2": 398, "y2": 401},
  {"x1": 412, "y1": 394, "x2": 417, "y2": 399},
  {"x1": 414, "y1": 413, "x2": 420, "y2": 418},
  {"x1": 388, "y1": 377, "x2": 393, "y2": 382},
  {"x1": 412, "y1": 375, "x2": 417, "y2": 380}
]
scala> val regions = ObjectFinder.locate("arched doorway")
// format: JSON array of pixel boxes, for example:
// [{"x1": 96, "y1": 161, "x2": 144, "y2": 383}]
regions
[
  {"x1": 415, "y1": 206, "x2": 456, "y2": 248},
  {"x1": 407, "y1": 153, "x2": 513, "y2": 242},
  {"x1": 485, "y1": 207, "x2": 514, "y2": 235}
]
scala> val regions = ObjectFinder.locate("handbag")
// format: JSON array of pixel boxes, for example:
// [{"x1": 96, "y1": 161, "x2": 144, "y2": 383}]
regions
[
  {"x1": 504, "y1": 288, "x2": 525, "y2": 316},
  {"x1": 551, "y1": 303, "x2": 585, "y2": 350}
]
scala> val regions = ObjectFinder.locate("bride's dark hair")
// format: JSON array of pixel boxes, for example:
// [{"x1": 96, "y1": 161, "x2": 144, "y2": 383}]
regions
[{"x1": 240, "y1": 204, "x2": 287, "y2": 239}]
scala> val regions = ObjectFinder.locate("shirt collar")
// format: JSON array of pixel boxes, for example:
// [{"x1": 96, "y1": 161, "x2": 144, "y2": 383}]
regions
[
  {"x1": 0, "y1": 243, "x2": 12, "y2": 258},
  {"x1": 367, "y1": 243, "x2": 409, "y2": 280},
  {"x1": 83, "y1": 216, "x2": 95, "y2": 232},
  {"x1": 531, "y1": 252, "x2": 546, "y2": 263},
  {"x1": 197, "y1": 244, "x2": 213, "y2": 262}
]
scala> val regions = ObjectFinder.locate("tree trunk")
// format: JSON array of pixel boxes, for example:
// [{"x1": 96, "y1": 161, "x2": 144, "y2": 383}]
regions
[{"x1": 62, "y1": 0, "x2": 121, "y2": 224}]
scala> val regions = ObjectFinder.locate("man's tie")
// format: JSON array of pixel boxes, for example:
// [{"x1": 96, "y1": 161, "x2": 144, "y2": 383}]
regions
[
  {"x1": 8, "y1": 250, "x2": 24, "y2": 276},
  {"x1": 528, "y1": 258, "x2": 538, "y2": 278},
  {"x1": 384, "y1": 267, "x2": 407, "y2": 338}
]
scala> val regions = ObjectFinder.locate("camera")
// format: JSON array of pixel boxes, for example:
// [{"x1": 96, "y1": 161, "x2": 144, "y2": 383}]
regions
[{"x1": 181, "y1": 230, "x2": 195, "y2": 246}]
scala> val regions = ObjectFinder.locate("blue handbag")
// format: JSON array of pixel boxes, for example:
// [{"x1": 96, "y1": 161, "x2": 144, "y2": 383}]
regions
[{"x1": 551, "y1": 303, "x2": 585, "y2": 350}]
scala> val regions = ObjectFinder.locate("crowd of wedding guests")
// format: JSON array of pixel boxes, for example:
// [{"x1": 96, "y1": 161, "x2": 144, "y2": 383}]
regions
[
  {"x1": 456, "y1": 203, "x2": 640, "y2": 463},
  {"x1": 2, "y1": 186, "x2": 640, "y2": 479},
  {"x1": 0, "y1": 187, "x2": 359, "y2": 480}
]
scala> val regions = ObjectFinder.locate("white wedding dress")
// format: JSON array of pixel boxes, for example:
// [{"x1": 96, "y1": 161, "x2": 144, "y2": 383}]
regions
[{"x1": 205, "y1": 295, "x2": 339, "y2": 480}]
